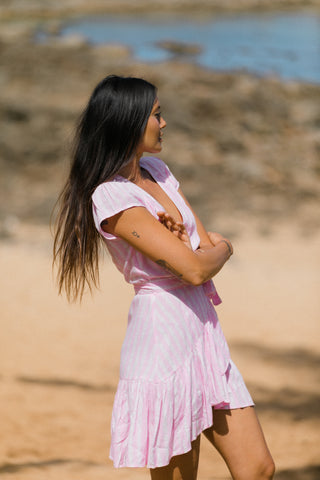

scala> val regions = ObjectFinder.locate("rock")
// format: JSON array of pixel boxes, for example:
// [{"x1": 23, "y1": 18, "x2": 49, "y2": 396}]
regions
[
  {"x1": 156, "y1": 40, "x2": 202, "y2": 56},
  {"x1": 0, "y1": 22, "x2": 33, "y2": 43},
  {"x1": 51, "y1": 33, "x2": 89, "y2": 48},
  {"x1": 93, "y1": 43, "x2": 131, "y2": 60}
]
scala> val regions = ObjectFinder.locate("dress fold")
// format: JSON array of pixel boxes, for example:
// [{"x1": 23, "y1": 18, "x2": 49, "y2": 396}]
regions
[{"x1": 110, "y1": 313, "x2": 252, "y2": 468}]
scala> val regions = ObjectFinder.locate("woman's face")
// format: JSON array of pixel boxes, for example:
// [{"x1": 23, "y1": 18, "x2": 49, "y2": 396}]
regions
[{"x1": 138, "y1": 99, "x2": 166, "y2": 155}]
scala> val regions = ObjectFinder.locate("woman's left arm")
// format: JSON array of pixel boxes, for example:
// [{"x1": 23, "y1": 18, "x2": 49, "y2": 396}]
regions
[
  {"x1": 177, "y1": 188, "x2": 214, "y2": 248},
  {"x1": 158, "y1": 188, "x2": 230, "y2": 252}
]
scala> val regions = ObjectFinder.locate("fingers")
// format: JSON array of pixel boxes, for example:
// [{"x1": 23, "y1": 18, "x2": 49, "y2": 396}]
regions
[
  {"x1": 158, "y1": 211, "x2": 192, "y2": 249},
  {"x1": 207, "y1": 232, "x2": 224, "y2": 246},
  {"x1": 208, "y1": 231, "x2": 233, "y2": 256},
  {"x1": 158, "y1": 212, "x2": 184, "y2": 233}
]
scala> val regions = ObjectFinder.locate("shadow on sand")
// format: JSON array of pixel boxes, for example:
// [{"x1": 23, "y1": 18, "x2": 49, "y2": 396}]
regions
[
  {"x1": 230, "y1": 342, "x2": 320, "y2": 420},
  {"x1": 275, "y1": 464, "x2": 320, "y2": 480},
  {"x1": 0, "y1": 458, "x2": 100, "y2": 474},
  {"x1": 231, "y1": 342, "x2": 320, "y2": 371},
  {"x1": 249, "y1": 384, "x2": 320, "y2": 420},
  {"x1": 15, "y1": 375, "x2": 115, "y2": 392},
  {"x1": 0, "y1": 460, "x2": 319, "y2": 479}
]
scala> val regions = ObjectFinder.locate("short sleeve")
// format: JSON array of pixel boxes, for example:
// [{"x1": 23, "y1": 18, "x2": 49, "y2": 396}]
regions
[
  {"x1": 141, "y1": 157, "x2": 180, "y2": 190},
  {"x1": 92, "y1": 180, "x2": 144, "y2": 236}
]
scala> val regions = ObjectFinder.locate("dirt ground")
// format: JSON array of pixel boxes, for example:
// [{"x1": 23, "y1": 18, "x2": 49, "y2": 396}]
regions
[{"x1": 0, "y1": 221, "x2": 319, "y2": 480}]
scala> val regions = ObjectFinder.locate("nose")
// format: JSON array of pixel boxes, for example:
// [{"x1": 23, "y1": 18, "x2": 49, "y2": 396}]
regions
[{"x1": 160, "y1": 116, "x2": 167, "y2": 129}]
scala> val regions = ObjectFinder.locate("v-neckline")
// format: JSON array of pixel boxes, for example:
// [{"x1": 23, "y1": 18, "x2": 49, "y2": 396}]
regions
[{"x1": 115, "y1": 159, "x2": 184, "y2": 223}]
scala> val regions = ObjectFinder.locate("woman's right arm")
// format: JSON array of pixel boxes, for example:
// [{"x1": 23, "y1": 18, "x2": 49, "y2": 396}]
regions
[{"x1": 102, "y1": 206, "x2": 232, "y2": 286}]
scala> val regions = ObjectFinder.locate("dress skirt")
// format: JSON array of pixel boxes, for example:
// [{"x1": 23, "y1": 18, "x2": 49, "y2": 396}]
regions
[{"x1": 109, "y1": 279, "x2": 254, "y2": 468}]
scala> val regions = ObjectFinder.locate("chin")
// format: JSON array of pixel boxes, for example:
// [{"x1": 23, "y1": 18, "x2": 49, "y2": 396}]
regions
[
  {"x1": 154, "y1": 143, "x2": 163, "y2": 153},
  {"x1": 146, "y1": 147, "x2": 162, "y2": 155}
]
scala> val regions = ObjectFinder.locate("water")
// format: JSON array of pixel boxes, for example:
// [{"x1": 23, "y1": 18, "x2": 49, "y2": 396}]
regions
[{"x1": 45, "y1": 12, "x2": 320, "y2": 84}]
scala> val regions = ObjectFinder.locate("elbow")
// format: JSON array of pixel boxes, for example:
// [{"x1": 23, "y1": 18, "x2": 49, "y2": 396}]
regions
[
  {"x1": 184, "y1": 263, "x2": 220, "y2": 286},
  {"x1": 182, "y1": 254, "x2": 219, "y2": 286},
  {"x1": 185, "y1": 270, "x2": 207, "y2": 287}
]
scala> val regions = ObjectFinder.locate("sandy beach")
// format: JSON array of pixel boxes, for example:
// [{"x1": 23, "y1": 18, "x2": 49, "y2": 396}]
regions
[
  {"x1": 0, "y1": 0, "x2": 320, "y2": 478},
  {"x1": 0, "y1": 221, "x2": 319, "y2": 480}
]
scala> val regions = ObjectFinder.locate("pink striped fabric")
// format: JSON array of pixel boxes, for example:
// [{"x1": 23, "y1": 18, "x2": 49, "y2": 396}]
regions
[{"x1": 92, "y1": 157, "x2": 253, "y2": 468}]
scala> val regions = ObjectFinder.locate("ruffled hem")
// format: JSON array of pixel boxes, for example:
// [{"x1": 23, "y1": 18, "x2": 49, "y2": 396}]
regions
[{"x1": 109, "y1": 319, "x2": 253, "y2": 469}]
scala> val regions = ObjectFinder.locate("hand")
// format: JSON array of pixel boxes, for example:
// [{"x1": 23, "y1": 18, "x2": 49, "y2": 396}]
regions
[
  {"x1": 208, "y1": 231, "x2": 233, "y2": 256},
  {"x1": 157, "y1": 211, "x2": 192, "y2": 249},
  {"x1": 207, "y1": 232, "x2": 224, "y2": 246}
]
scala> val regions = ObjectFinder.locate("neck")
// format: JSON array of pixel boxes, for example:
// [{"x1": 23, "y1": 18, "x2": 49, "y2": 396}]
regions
[{"x1": 117, "y1": 153, "x2": 143, "y2": 183}]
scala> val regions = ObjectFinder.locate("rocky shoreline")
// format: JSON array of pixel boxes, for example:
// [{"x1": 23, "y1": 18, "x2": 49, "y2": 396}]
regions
[{"x1": 0, "y1": 5, "x2": 319, "y2": 239}]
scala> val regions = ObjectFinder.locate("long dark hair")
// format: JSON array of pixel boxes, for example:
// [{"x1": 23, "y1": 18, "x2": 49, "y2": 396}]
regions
[{"x1": 53, "y1": 75, "x2": 157, "y2": 301}]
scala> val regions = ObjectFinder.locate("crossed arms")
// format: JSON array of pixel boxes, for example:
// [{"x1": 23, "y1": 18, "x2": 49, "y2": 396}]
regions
[{"x1": 102, "y1": 188, "x2": 233, "y2": 286}]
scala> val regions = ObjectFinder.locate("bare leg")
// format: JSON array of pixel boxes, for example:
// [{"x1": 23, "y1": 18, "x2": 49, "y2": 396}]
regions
[
  {"x1": 203, "y1": 406, "x2": 275, "y2": 480},
  {"x1": 150, "y1": 435, "x2": 201, "y2": 480}
]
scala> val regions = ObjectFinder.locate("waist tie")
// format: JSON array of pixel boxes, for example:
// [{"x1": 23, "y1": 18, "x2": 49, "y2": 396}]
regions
[
  {"x1": 134, "y1": 278, "x2": 222, "y2": 306},
  {"x1": 202, "y1": 279, "x2": 222, "y2": 306}
]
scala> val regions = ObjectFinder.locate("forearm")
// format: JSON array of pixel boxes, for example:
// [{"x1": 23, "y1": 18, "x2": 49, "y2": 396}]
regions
[
  {"x1": 156, "y1": 210, "x2": 232, "y2": 284},
  {"x1": 178, "y1": 188, "x2": 212, "y2": 248},
  {"x1": 192, "y1": 241, "x2": 232, "y2": 284},
  {"x1": 105, "y1": 206, "x2": 231, "y2": 286}
]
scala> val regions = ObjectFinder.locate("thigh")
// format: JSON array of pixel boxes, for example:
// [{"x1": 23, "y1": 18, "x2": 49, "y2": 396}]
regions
[
  {"x1": 150, "y1": 435, "x2": 201, "y2": 480},
  {"x1": 203, "y1": 407, "x2": 275, "y2": 480}
]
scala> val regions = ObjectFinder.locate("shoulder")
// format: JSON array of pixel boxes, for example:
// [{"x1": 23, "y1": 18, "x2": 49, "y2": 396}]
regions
[
  {"x1": 92, "y1": 176, "x2": 129, "y2": 205},
  {"x1": 92, "y1": 177, "x2": 144, "y2": 231},
  {"x1": 141, "y1": 156, "x2": 167, "y2": 176}
]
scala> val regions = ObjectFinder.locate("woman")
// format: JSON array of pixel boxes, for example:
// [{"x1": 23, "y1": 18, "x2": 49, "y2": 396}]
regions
[{"x1": 54, "y1": 75, "x2": 275, "y2": 480}]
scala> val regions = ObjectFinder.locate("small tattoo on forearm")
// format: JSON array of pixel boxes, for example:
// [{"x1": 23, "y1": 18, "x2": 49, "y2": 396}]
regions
[
  {"x1": 156, "y1": 259, "x2": 182, "y2": 278},
  {"x1": 132, "y1": 231, "x2": 140, "y2": 238}
]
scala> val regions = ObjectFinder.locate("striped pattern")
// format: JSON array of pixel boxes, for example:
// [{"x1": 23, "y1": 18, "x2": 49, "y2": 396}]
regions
[{"x1": 92, "y1": 157, "x2": 254, "y2": 468}]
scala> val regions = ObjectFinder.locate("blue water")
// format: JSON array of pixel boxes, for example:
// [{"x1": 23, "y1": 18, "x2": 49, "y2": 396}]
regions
[{"x1": 49, "y1": 12, "x2": 320, "y2": 83}]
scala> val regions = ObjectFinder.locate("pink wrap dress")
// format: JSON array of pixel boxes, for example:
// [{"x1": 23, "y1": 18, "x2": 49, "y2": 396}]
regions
[{"x1": 92, "y1": 156, "x2": 253, "y2": 468}]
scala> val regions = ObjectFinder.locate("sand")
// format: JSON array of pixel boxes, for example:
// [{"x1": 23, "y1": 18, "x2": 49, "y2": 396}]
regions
[{"x1": 0, "y1": 222, "x2": 319, "y2": 480}]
